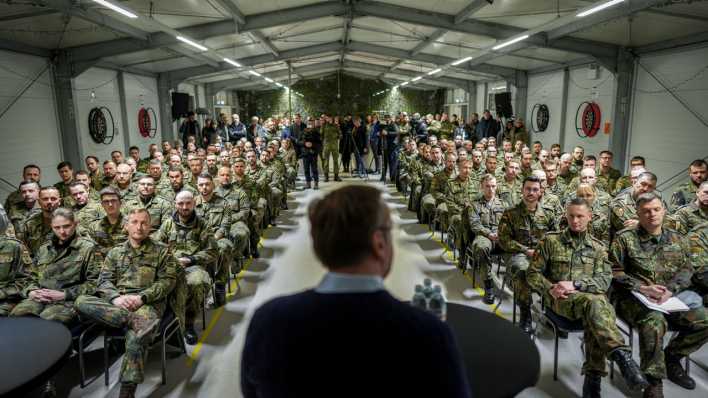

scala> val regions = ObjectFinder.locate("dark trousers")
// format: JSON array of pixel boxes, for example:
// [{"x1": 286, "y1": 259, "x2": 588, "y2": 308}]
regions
[
  {"x1": 381, "y1": 144, "x2": 399, "y2": 181},
  {"x1": 369, "y1": 139, "x2": 380, "y2": 172},
  {"x1": 304, "y1": 154, "x2": 319, "y2": 182}
]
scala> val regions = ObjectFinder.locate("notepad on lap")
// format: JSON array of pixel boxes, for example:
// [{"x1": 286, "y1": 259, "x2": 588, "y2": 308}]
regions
[{"x1": 631, "y1": 291, "x2": 690, "y2": 314}]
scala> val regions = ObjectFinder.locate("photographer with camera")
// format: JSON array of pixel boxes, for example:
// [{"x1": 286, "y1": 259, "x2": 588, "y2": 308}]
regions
[{"x1": 379, "y1": 114, "x2": 400, "y2": 184}]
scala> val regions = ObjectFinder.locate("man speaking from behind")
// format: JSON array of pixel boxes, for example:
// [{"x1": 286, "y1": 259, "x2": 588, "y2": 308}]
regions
[{"x1": 241, "y1": 185, "x2": 471, "y2": 398}]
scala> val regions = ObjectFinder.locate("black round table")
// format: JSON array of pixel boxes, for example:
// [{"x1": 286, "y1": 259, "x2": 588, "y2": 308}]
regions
[
  {"x1": 0, "y1": 317, "x2": 72, "y2": 396},
  {"x1": 446, "y1": 302, "x2": 540, "y2": 398}
]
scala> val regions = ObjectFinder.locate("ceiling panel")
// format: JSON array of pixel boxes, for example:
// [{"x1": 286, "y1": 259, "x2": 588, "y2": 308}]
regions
[
  {"x1": 486, "y1": 56, "x2": 554, "y2": 71},
  {"x1": 133, "y1": 56, "x2": 203, "y2": 73},
  {"x1": 513, "y1": 47, "x2": 586, "y2": 63},
  {"x1": 354, "y1": 16, "x2": 436, "y2": 40},
  {"x1": 104, "y1": 48, "x2": 177, "y2": 66},
  {"x1": 0, "y1": 13, "x2": 126, "y2": 49},
  {"x1": 273, "y1": 30, "x2": 342, "y2": 51},
  {"x1": 380, "y1": 0, "x2": 473, "y2": 15},
  {"x1": 231, "y1": 0, "x2": 324, "y2": 16},
  {"x1": 345, "y1": 53, "x2": 396, "y2": 67},
  {"x1": 260, "y1": 16, "x2": 343, "y2": 38},
  {"x1": 349, "y1": 27, "x2": 419, "y2": 48}
]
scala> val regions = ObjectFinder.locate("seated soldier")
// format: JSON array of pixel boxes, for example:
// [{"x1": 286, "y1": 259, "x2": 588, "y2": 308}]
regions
[
  {"x1": 153, "y1": 191, "x2": 217, "y2": 345},
  {"x1": 11, "y1": 207, "x2": 99, "y2": 323},
  {"x1": 670, "y1": 159, "x2": 707, "y2": 211},
  {"x1": 671, "y1": 180, "x2": 708, "y2": 234},
  {"x1": 7, "y1": 180, "x2": 40, "y2": 233},
  {"x1": 527, "y1": 198, "x2": 647, "y2": 396},
  {"x1": 571, "y1": 183, "x2": 611, "y2": 246},
  {"x1": 610, "y1": 192, "x2": 708, "y2": 396},
  {"x1": 16, "y1": 186, "x2": 62, "y2": 259},
  {"x1": 421, "y1": 152, "x2": 456, "y2": 226},
  {"x1": 688, "y1": 222, "x2": 708, "y2": 304},
  {"x1": 75, "y1": 209, "x2": 177, "y2": 398},
  {"x1": 610, "y1": 169, "x2": 651, "y2": 231},
  {"x1": 123, "y1": 176, "x2": 172, "y2": 233},
  {"x1": 496, "y1": 159, "x2": 522, "y2": 208},
  {"x1": 68, "y1": 181, "x2": 104, "y2": 234},
  {"x1": 444, "y1": 159, "x2": 479, "y2": 267},
  {"x1": 468, "y1": 174, "x2": 505, "y2": 304},
  {"x1": 216, "y1": 165, "x2": 251, "y2": 263},
  {"x1": 86, "y1": 188, "x2": 128, "y2": 262},
  {"x1": 0, "y1": 206, "x2": 29, "y2": 316},
  {"x1": 499, "y1": 176, "x2": 559, "y2": 334}
]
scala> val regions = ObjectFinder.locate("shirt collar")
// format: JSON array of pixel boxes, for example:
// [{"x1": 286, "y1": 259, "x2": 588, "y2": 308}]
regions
[{"x1": 315, "y1": 272, "x2": 385, "y2": 294}]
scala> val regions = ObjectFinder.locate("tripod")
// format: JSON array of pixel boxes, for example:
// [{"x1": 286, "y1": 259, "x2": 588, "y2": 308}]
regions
[{"x1": 348, "y1": 130, "x2": 369, "y2": 180}]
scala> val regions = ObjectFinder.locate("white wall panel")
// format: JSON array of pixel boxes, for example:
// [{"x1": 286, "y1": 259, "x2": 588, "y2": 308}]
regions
[
  {"x1": 0, "y1": 50, "x2": 62, "y2": 201},
  {"x1": 563, "y1": 66, "x2": 615, "y2": 157},
  {"x1": 74, "y1": 68, "x2": 124, "y2": 164},
  {"x1": 123, "y1": 73, "x2": 163, "y2": 155},
  {"x1": 629, "y1": 47, "x2": 708, "y2": 188},
  {"x1": 526, "y1": 70, "x2": 564, "y2": 149}
]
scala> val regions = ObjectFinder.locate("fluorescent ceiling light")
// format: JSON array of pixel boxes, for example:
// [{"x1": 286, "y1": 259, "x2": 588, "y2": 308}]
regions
[
  {"x1": 176, "y1": 36, "x2": 207, "y2": 51},
  {"x1": 92, "y1": 0, "x2": 138, "y2": 19},
  {"x1": 248, "y1": 70, "x2": 261, "y2": 77},
  {"x1": 275, "y1": 82, "x2": 283, "y2": 87},
  {"x1": 427, "y1": 68, "x2": 442, "y2": 75},
  {"x1": 401, "y1": 81, "x2": 409, "y2": 86},
  {"x1": 492, "y1": 35, "x2": 529, "y2": 51},
  {"x1": 492, "y1": 86, "x2": 506, "y2": 90},
  {"x1": 393, "y1": 85, "x2": 399, "y2": 89},
  {"x1": 223, "y1": 58, "x2": 241, "y2": 67},
  {"x1": 451, "y1": 56, "x2": 473, "y2": 66},
  {"x1": 577, "y1": 0, "x2": 625, "y2": 18},
  {"x1": 411, "y1": 76, "x2": 423, "y2": 82},
  {"x1": 264, "y1": 77, "x2": 274, "y2": 83}
]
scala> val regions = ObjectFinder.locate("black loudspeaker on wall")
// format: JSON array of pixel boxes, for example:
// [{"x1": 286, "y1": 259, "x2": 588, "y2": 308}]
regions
[
  {"x1": 494, "y1": 92, "x2": 513, "y2": 118},
  {"x1": 171, "y1": 92, "x2": 190, "y2": 119}
]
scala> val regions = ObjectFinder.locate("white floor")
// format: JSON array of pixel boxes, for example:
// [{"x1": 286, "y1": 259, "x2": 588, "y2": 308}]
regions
[{"x1": 37, "y1": 174, "x2": 708, "y2": 398}]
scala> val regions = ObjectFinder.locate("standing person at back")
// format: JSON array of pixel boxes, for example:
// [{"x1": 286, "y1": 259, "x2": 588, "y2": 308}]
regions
[{"x1": 241, "y1": 186, "x2": 471, "y2": 398}]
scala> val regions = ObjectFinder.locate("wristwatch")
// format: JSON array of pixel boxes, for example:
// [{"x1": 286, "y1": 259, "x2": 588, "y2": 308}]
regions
[{"x1": 573, "y1": 281, "x2": 582, "y2": 291}]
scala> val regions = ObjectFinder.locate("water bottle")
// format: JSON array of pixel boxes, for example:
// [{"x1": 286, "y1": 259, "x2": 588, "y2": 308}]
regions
[
  {"x1": 429, "y1": 292, "x2": 445, "y2": 321},
  {"x1": 412, "y1": 285, "x2": 427, "y2": 311},
  {"x1": 432, "y1": 286, "x2": 447, "y2": 321},
  {"x1": 423, "y1": 278, "x2": 434, "y2": 299}
]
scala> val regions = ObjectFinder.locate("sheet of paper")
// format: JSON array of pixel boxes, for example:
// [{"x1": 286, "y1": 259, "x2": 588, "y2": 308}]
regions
[{"x1": 632, "y1": 291, "x2": 690, "y2": 314}]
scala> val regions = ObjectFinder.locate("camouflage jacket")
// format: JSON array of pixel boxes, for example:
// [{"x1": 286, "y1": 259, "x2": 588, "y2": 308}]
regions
[
  {"x1": 468, "y1": 196, "x2": 505, "y2": 238},
  {"x1": 496, "y1": 177, "x2": 522, "y2": 208},
  {"x1": 610, "y1": 226, "x2": 692, "y2": 294},
  {"x1": 152, "y1": 212, "x2": 217, "y2": 266},
  {"x1": 0, "y1": 236, "x2": 29, "y2": 300},
  {"x1": 499, "y1": 202, "x2": 558, "y2": 254},
  {"x1": 85, "y1": 214, "x2": 127, "y2": 260},
  {"x1": 216, "y1": 184, "x2": 251, "y2": 223},
  {"x1": 688, "y1": 222, "x2": 708, "y2": 273},
  {"x1": 527, "y1": 229, "x2": 611, "y2": 295},
  {"x1": 613, "y1": 175, "x2": 632, "y2": 196},
  {"x1": 540, "y1": 193, "x2": 564, "y2": 221},
  {"x1": 671, "y1": 202, "x2": 708, "y2": 235},
  {"x1": 321, "y1": 123, "x2": 341, "y2": 146},
  {"x1": 444, "y1": 177, "x2": 479, "y2": 214},
  {"x1": 96, "y1": 238, "x2": 177, "y2": 305},
  {"x1": 7, "y1": 201, "x2": 40, "y2": 233},
  {"x1": 111, "y1": 182, "x2": 138, "y2": 202},
  {"x1": 596, "y1": 167, "x2": 621, "y2": 194},
  {"x1": 16, "y1": 212, "x2": 53, "y2": 259},
  {"x1": 123, "y1": 195, "x2": 173, "y2": 232},
  {"x1": 73, "y1": 201, "x2": 105, "y2": 232},
  {"x1": 232, "y1": 176, "x2": 260, "y2": 206},
  {"x1": 429, "y1": 168, "x2": 455, "y2": 203},
  {"x1": 671, "y1": 181, "x2": 699, "y2": 212},
  {"x1": 195, "y1": 194, "x2": 232, "y2": 241},
  {"x1": 610, "y1": 189, "x2": 638, "y2": 232},
  {"x1": 23, "y1": 235, "x2": 100, "y2": 300}
]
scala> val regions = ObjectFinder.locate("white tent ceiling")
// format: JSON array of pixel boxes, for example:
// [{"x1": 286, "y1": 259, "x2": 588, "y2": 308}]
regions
[{"x1": 0, "y1": 0, "x2": 706, "y2": 91}]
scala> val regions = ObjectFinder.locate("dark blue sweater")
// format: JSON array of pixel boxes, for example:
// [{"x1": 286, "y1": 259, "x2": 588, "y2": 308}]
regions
[{"x1": 241, "y1": 289, "x2": 472, "y2": 398}]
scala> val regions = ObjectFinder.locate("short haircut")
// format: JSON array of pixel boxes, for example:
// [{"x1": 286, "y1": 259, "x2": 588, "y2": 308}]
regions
[
  {"x1": 584, "y1": 155, "x2": 597, "y2": 162},
  {"x1": 637, "y1": 171, "x2": 657, "y2": 184},
  {"x1": 75, "y1": 170, "x2": 90, "y2": 178},
  {"x1": 197, "y1": 173, "x2": 213, "y2": 182},
  {"x1": 111, "y1": 150, "x2": 122, "y2": 156},
  {"x1": 68, "y1": 181, "x2": 87, "y2": 190},
  {"x1": 52, "y1": 207, "x2": 75, "y2": 222},
  {"x1": 99, "y1": 187, "x2": 120, "y2": 200},
  {"x1": 175, "y1": 190, "x2": 194, "y2": 202},
  {"x1": 127, "y1": 207, "x2": 151, "y2": 221},
  {"x1": 550, "y1": 143, "x2": 561, "y2": 150},
  {"x1": 39, "y1": 186, "x2": 60, "y2": 195},
  {"x1": 599, "y1": 150, "x2": 613, "y2": 157},
  {"x1": 84, "y1": 155, "x2": 98, "y2": 162},
  {"x1": 309, "y1": 186, "x2": 388, "y2": 269},
  {"x1": 689, "y1": 159, "x2": 708, "y2": 169},
  {"x1": 567, "y1": 197, "x2": 591, "y2": 210},
  {"x1": 57, "y1": 161, "x2": 73, "y2": 170},
  {"x1": 523, "y1": 175, "x2": 541, "y2": 187},
  {"x1": 630, "y1": 156, "x2": 646, "y2": 165},
  {"x1": 103, "y1": 160, "x2": 116, "y2": 166},
  {"x1": 168, "y1": 166, "x2": 183, "y2": 174},
  {"x1": 19, "y1": 180, "x2": 39, "y2": 190},
  {"x1": 635, "y1": 191, "x2": 663, "y2": 208},
  {"x1": 149, "y1": 159, "x2": 162, "y2": 166},
  {"x1": 23, "y1": 164, "x2": 41, "y2": 173},
  {"x1": 129, "y1": 146, "x2": 139, "y2": 152},
  {"x1": 480, "y1": 174, "x2": 496, "y2": 185}
]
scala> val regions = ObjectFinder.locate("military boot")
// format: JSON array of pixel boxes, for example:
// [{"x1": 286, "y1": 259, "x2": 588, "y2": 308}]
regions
[
  {"x1": 482, "y1": 278, "x2": 496, "y2": 305},
  {"x1": 665, "y1": 350, "x2": 695, "y2": 390},
  {"x1": 643, "y1": 376, "x2": 663, "y2": 398},
  {"x1": 305, "y1": 181, "x2": 311, "y2": 189},
  {"x1": 334, "y1": 174, "x2": 342, "y2": 182},
  {"x1": 119, "y1": 383, "x2": 137, "y2": 398},
  {"x1": 324, "y1": 173, "x2": 329, "y2": 182},
  {"x1": 314, "y1": 181, "x2": 319, "y2": 190},
  {"x1": 214, "y1": 283, "x2": 226, "y2": 307},
  {"x1": 184, "y1": 322, "x2": 198, "y2": 345},
  {"x1": 582, "y1": 371, "x2": 602, "y2": 398},
  {"x1": 610, "y1": 349, "x2": 649, "y2": 391},
  {"x1": 518, "y1": 304, "x2": 533, "y2": 335}
]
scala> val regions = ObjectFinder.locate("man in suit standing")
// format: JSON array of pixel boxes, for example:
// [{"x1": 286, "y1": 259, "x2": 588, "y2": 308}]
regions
[{"x1": 241, "y1": 185, "x2": 471, "y2": 398}]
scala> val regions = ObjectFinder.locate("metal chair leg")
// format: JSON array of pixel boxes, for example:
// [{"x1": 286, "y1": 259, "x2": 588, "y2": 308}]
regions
[
  {"x1": 553, "y1": 329, "x2": 559, "y2": 381},
  {"x1": 104, "y1": 336, "x2": 111, "y2": 386}
]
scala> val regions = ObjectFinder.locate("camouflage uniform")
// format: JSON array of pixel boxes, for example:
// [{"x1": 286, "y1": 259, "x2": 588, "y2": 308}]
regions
[
  {"x1": 215, "y1": 184, "x2": 251, "y2": 261},
  {"x1": 540, "y1": 193, "x2": 564, "y2": 221},
  {"x1": 610, "y1": 189, "x2": 638, "y2": 233},
  {"x1": 74, "y1": 238, "x2": 177, "y2": 384},
  {"x1": 112, "y1": 183, "x2": 138, "y2": 202},
  {"x1": 468, "y1": 195, "x2": 505, "y2": 279},
  {"x1": 689, "y1": 223, "x2": 708, "y2": 303},
  {"x1": 527, "y1": 229, "x2": 629, "y2": 376},
  {"x1": 16, "y1": 211, "x2": 53, "y2": 259},
  {"x1": 613, "y1": 175, "x2": 632, "y2": 196},
  {"x1": 11, "y1": 235, "x2": 99, "y2": 323},
  {"x1": 321, "y1": 123, "x2": 341, "y2": 177},
  {"x1": 152, "y1": 212, "x2": 216, "y2": 326},
  {"x1": 73, "y1": 201, "x2": 104, "y2": 234},
  {"x1": 596, "y1": 167, "x2": 621, "y2": 194},
  {"x1": 195, "y1": 194, "x2": 234, "y2": 285},
  {"x1": 3, "y1": 189, "x2": 23, "y2": 212},
  {"x1": 671, "y1": 202, "x2": 707, "y2": 235},
  {"x1": 610, "y1": 226, "x2": 708, "y2": 379},
  {"x1": 235, "y1": 175, "x2": 264, "y2": 251},
  {"x1": 0, "y1": 236, "x2": 29, "y2": 316},
  {"x1": 85, "y1": 214, "x2": 128, "y2": 261},
  {"x1": 496, "y1": 177, "x2": 522, "y2": 208},
  {"x1": 670, "y1": 181, "x2": 700, "y2": 212},
  {"x1": 262, "y1": 161, "x2": 284, "y2": 219},
  {"x1": 152, "y1": 175, "x2": 174, "y2": 202},
  {"x1": 123, "y1": 195, "x2": 172, "y2": 233},
  {"x1": 414, "y1": 161, "x2": 444, "y2": 216},
  {"x1": 421, "y1": 168, "x2": 454, "y2": 225},
  {"x1": 556, "y1": 171, "x2": 577, "y2": 197},
  {"x1": 89, "y1": 170, "x2": 103, "y2": 191},
  {"x1": 6, "y1": 201, "x2": 40, "y2": 235},
  {"x1": 444, "y1": 176, "x2": 479, "y2": 254},
  {"x1": 498, "y1": 202, "x2": 558, "y2": 309}
]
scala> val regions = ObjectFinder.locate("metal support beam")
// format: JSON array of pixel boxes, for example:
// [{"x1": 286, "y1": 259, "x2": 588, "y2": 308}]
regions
[
  {"x1": 466, "y1": 80, "x2": 477, "y2": 117},
  {"x1": 42, "y1": 0, "x2": 148, "y2": 40},
  {"x1": 51, "y1": 52, "x2": 82, "y2": 168},
  {"x1": 249, "y1": 31, "x2": 280, "y2": 57},
  {"x1": 633, "y1": 30, "x2": 708, "y2": 55},
  {"x1": 512, "y1": 70, "x2": 528, "y2": 120},
  {"x1": 339, "y1": 0, "x2": 354, "y2": 64},
  {"x1": 345, "y1": 60, "x2": 471, "y2": 88},
  {"x1": 207, "y1": 60, "x2": 343, "y2": 91},
  {"x1": 0, "y1": 38, "x2": 51, "y2": 58},
  {"x1": 66, "y1": 1, "x2": 347, "y2": 63},
  {"x1": 410, "y1": 29, "x2": 447, "y2": 56},
  {"x1": 211, "y1": 0, "x2": 247, "y2": 25},
  {"x1": 559, "y1": 68, "x2": 570, "y2": 151},
  {"x1": 157, "y1": 73, "x2": 175, "y2": 142},
  {"x1": 455, "y1": 0, "x2": 491, "y2": 24},
  {"x1": 116, "y1": 71, "x2": 132, "y2": 155},
  {"x1": 0, "y1": 9, "x2": 58, "y2": 22},
  {"x1": 169, "y1": 46, "x2": 220, "y2": 68},
  {"x1": 610, "y1": 49, "x2": 636, "y2": 170},
  {"x1": 528, "y1": 57, "x2": 596, "y2": 76},
  {"x1": 204, "y1": 84, "x2": 216, "y2": 118}
]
